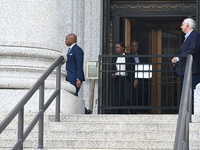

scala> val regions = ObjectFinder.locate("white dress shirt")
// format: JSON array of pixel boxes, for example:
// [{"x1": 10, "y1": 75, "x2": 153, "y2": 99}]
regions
[
  {"x1": 115, "y1": 53, "x2": 127, "y2": 76},
  {"x1": 134, "y1": 53, "x2": 140, "y2": 63}
]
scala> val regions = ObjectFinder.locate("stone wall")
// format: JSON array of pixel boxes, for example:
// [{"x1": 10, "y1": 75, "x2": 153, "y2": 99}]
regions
[
  {"x1": 194, "y1": 83, "x2": 200, "y2": 114},
  {"x1": 59, "y1": 0, "x2": 103, "y2": 113},
  {"x1": 0, "y1": 0, "x2": 104, "y2": 116}
]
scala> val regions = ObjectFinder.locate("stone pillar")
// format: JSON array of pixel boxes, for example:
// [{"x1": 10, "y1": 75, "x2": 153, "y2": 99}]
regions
[
  {"x1": 59, "y1": 0, "x2": 103, "y2": 114},
  {"x1": 81, "y1": 0, "x2": 103, "y2": 113},
  {"x1": 0, "y1": 0, "x2": 85, "y2": 116},
  {"x1": 194, "y1": 83, "x2": 200, "y2": 114}
]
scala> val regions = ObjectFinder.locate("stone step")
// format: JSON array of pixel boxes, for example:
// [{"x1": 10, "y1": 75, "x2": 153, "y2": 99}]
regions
[
  {"x1": 190, "y1": 141, "x2": 200, "y2": 149},
  {"x1": 1, "y1": 114, "x2": 200, "y2": 150},
  {"x1": 190, "y1": 123, "x2": 200, "y2": 141},
  {"x1": 192, "y1": 115, "x2": 200, "y2": 123},
  {"x1": 0, "y1": 114, "x2": 178, "y2": 129},
  {"x1": 2, "y1": 122, "x2": 177, "y2": 132},
  {"x1": 48, "y1": 122, "x2": 177, "y2": 131},
  {"x1": 0, "y1": 148, "x2": 174, "y2": 150},
  {"x1": 0, "y1": 147, "x2": 197, "y2": 150},
  {"x1": 190, "y1": 122, "x2": 200, "y2": 131},
  {"x1": 1, "y1": 130, "x2": 176, "y2": 141},
  {"x1": 49, "y1": 114, "x2": 178, "y2": 124},
  {"x1": 0, "y1": 139, "x2": 175, "y2": 149},
  {"x1": 45, "y1": 130, "x2": 176, "y2": 140}
]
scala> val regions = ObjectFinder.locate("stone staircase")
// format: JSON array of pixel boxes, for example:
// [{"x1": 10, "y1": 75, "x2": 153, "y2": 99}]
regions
[{"x1": 0, "y1": 114, "x2": 200, "y2": 150}]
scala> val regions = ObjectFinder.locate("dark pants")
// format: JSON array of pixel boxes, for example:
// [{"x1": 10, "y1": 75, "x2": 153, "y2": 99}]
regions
[{"x1": 113, "y1": 76, "x2": 136, "y2": 114}]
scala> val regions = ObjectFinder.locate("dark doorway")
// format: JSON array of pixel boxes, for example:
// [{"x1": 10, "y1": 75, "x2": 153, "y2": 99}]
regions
[
  {"x1": 100, "y1": 0, "x2": 198, "y2": 114},
  {"x1": 124, "y1": 17, "x2": 183, "y2": 114},
  {"x1": 119, "y1": 17, "x2": 185, "y2": 55}
]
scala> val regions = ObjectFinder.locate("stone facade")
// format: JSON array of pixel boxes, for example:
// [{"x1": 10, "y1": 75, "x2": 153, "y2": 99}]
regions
[
  {"x1": 194, "y1": 84, "x2": 200, "y2": 114},
  {"x1": 0, "y1": 0, "x2": 102, "y2": 116},
  {"x1": 1, "y1": 0, "x2": 199, "y2": 116}
]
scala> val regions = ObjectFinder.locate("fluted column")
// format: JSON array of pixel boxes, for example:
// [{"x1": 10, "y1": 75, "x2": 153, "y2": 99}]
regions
[
  {"x1": 0, "y1": 0, "x2": 61, "y2": 88},
  {"x1": 0, "y1": 0, "x2": 83, "y2": 115}
]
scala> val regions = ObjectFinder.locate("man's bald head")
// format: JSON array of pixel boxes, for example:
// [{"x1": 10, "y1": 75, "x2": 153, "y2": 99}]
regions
[{"x1": 65, "y1": 33, "x2": 77, "y2": 46}]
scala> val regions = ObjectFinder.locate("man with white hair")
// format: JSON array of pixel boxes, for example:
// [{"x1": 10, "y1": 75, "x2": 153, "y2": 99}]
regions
[{"x1": 171, "y1": 18, "x2": 200, "y2": 113}]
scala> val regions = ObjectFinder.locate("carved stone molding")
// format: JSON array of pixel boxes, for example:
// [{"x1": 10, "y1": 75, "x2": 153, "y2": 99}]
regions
[
  {"x1": 112, "y1": 0, "x2": 195, "y2": 2},
  {"x1": 111, "y1": 2, "x2": 195, "y2": 12}
]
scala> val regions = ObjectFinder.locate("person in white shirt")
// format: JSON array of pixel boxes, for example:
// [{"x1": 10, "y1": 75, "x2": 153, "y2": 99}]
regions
[
  {"x1": 111, "y1": 42, "x2": 138, "y2": 114},
  {"x1": 130, "y1": 40, "x2": 149, "y2": 113}
]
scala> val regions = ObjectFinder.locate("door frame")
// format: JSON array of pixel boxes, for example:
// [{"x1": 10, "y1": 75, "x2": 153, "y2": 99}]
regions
[
  {"x1": 103, "y1": 0, "x2": 198, "y2": 55},
  {"x1": 101, "y1": 0, "x2": 199, "y2": 114}
]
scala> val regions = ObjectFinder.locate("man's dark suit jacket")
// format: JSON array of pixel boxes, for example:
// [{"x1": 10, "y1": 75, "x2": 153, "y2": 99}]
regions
[
  {"x1": 176, "y1": 30, "x2": 200, "y2": 75},
  {"x1": 112, "y1": 53, "x2": 135, "y2": 82},
  {"x1": 66, "y1": 44, "x2": 85, "y2": 82}
]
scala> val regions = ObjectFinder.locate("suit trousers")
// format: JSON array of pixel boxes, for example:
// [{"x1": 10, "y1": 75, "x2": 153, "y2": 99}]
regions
[
  {"x1": 113, "y1": 76, "x2": 135, "y2": 114},
  {"x1": 69, "y1": 81, "x2": 80, "y2": 97}
]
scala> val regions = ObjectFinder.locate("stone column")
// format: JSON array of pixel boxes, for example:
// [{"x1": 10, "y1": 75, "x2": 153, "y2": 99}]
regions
[
  {"x1": 59, "y1": 0, "x2": 103, "y2": 114},
  {"x1": 194, "y1": 84, "x2": 200, "y2": 114},
  {"x1": 0, "y1": 0, "x2": 84, "y2": 116},
  {"x1": 81, "y1": 0, "x2": 103, "y2": 113}
]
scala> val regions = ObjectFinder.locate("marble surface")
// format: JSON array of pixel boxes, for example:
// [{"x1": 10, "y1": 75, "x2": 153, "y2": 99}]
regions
[
  {"x1": 59, "y1": 0, "x2": 103, "y2": 113},
  {"x1": 0, "y1": 0, "x2": 92, "y2": 115},
  {"x1": 1, "y1": 0, "x2": 199, "y2": 115},
  {"x1": 194, "y1": 83, "x2": 200, "y2": 114},
  {"x1": 0, "y1": 0, "x2": 61, "y2": 88},
  {"x1": 0, "y1": 0, "x2": 59, "y2": 50}
]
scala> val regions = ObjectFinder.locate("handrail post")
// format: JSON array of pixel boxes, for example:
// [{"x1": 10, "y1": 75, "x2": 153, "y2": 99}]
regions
[
  {"x1": 55, "y1": 63, "x2": 61, "y2": 122},
  {"x1": 18, "y1": 108, "x2": 24, "y2": 150},
  {"x1": 38, "y1": 82, "x2": 44, "y2": 149},
  {"x1": 173, "y1": 54, "x2": 193, "y2": 150}
]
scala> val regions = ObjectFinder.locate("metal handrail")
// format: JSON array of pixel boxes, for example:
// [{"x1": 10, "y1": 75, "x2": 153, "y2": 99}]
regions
[
  {"x1": 0, "y1": 55, "x2": 65, "y2": 150},
  {"x1": 173, "y1": 54, "x2": 193, "y2": 150}
]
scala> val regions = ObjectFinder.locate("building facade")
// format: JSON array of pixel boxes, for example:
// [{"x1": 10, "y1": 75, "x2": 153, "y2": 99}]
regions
[
  {"x1": 102, "y1": 0, "x2": 200, "y2": 114},
  {"x1": 0, "y1": 0, "x2": 199, "y2": 115},
  {"x1": 0, "y1": 0, "x2": 102, "y2": 116}
]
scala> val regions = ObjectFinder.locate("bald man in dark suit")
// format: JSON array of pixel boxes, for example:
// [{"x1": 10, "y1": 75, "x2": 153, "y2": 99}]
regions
[{"x1": 65, "y1": 33, "x2": 85, "y2": 96}]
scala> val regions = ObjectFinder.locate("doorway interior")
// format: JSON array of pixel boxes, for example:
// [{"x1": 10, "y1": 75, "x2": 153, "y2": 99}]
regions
[
  {"x1": 122, "y1": 17, "x2": 185, "y2": 55},
  {"x1": 119, "y1": 17, "x2": 185, "y2": 113}
]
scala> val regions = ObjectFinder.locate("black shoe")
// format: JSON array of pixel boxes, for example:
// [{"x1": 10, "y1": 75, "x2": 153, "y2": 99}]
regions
[{"x1": 85, "y1": 108, "x2": 92, "y2": 114}]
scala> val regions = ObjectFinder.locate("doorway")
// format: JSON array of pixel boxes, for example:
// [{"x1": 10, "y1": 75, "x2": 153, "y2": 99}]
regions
[
  {"x1": 100, "y1": 0, "x2": 198, "y2": 114},
  {"x1": 123, "y1": 17, "x2": 184, "y2": 55},
  {"x1": 106, "y1": 17, "x2": 184, "y2": 114},
  {"x1": 124, "y1": 17, "x2": 184, "y2": 113}
]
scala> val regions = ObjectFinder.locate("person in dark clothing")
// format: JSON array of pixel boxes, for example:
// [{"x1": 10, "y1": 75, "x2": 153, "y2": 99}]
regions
[
  {"x1": 171, "y1": 18, "x2": 200, "y2": 114},
  {"x1": 65, "y1": 33, "x2": 85, "y2": 96},
  {"x1": 111, "y1": 42, "x2": 138, "y2": 114}
]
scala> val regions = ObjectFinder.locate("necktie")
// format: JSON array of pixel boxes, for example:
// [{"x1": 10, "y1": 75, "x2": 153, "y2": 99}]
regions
[
  {"x1": 135, "y1": 57, "x2": 140, "y2": 63},
  {"x1": 68, "y1": 47, "x2": 71, "y2": 54}
]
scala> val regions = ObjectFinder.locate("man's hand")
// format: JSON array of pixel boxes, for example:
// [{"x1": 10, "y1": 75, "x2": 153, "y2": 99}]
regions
[
  {"x1": 171, "y1": 57, "x2": 178, "y2": 63},
  {"x1": 76, "y1": 80, "x2": 82, "y2": 88},
  {"x1": 111, "y1": 74, "x2": 116, "y2": 78},
  {"x1": 134, "y1": 79, "x2": 139, "y2": 88}
]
